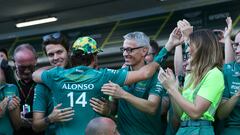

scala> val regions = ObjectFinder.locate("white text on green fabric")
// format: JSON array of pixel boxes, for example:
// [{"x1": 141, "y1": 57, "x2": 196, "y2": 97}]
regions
[{"x1": 62, "y1": 83, "x2": 94, "y2": 90}]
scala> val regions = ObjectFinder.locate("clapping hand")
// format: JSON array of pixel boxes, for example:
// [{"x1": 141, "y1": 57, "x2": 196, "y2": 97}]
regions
[
  {"x1": 8, "y1": 96, "x2": 20, "y2": 111},
  {"x1": 158, "y1": 68, "x2": 179, "y2": 94}
]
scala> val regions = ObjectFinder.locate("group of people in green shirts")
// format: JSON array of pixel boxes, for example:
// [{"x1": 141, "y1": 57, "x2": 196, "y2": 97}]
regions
[{"x1": 0, "y1": 16, "x2": 240, "y2": 135}]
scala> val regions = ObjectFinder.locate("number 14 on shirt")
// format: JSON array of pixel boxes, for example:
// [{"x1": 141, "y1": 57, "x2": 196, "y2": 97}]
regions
[{"x1": 67, "y1": 92, "x2": 87, "y2": 107}]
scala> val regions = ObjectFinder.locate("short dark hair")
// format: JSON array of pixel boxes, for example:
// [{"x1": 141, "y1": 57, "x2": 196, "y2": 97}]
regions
[
  {"x1": 42, "y1": 32, "x2": 69, "y2": 55},
  {"x1": 150, "y1": 39, "x2": 160, "y2": 55},
  {"x1": 0, "y1": 48, "x2": 8, "y2": 58}
]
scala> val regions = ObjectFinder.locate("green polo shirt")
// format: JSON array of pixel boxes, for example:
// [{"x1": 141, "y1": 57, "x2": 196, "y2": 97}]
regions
[
  {"x1": 41, "y1": 66, "x2": 128, "y2": 135},
  {"x1": 222, "y1": 61, "x2": 240, "y2": 127},
  {"x1": 0, "y1": 83, "x2": 19, "y2": 135},
  {"x1": 117, "y1": 66, "x2": 164, "y2": 135},
  {"x1": 33, "y1": 84, "x2": 56, "y2": 135}
]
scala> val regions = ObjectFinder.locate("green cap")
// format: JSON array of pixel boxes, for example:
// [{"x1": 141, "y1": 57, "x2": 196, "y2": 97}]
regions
[{"x1": 72, "y1": 36, "x2": 102, "y2": 55}]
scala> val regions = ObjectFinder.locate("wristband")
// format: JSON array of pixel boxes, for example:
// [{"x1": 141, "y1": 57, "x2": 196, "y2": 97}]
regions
[{"x1": 153, "y1": 47, "x2": 169, "y2": 66}]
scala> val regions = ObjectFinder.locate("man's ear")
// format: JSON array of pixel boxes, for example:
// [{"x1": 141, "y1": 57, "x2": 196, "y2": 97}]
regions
[{"x1": 142, "y1": 47, "x2": 149, "y2": 56}]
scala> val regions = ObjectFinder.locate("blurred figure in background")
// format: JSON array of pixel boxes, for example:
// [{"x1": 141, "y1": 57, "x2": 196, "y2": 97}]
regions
[
  {"x1": 145, "y1": 39, "x2": 160, "y2": 63},
  {"x1": 0, "y1": 48, "x2": 8, "y2": 60},
  {"x1": 145, "y1": 39, "x2": 170, "y2": 135},
  {"x1": 12, "y1": 44, "x2": 43, "y2": 135},
  {"x1": 0, "y1": 67, "x2": 21, "y2": 135},
  {"x1": 0, "y1": 48, "x2": 15, "y2": 84}
]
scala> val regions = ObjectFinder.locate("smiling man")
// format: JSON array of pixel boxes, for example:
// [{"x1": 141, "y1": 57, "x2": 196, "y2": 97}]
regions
[
  {"x1": 32, "y1": 33, "x2": 74, "y2": 135},
  {"x1": 32, "y1": 35, "x2": 169, "y2": 135}
]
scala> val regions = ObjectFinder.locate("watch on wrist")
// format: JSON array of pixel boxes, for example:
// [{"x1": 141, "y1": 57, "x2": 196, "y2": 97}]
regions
[{"x1": 44, "y1": 116, "x2": 51, "y2": 124}]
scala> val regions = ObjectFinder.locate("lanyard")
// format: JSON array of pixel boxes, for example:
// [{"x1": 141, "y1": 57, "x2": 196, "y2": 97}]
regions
[{"x1": 16, "y1": 81, "x2": 35, "y2": 103}]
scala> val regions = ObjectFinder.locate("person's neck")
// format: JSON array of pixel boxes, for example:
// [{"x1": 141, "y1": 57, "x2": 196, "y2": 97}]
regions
[
  {"x1": 88, "y1": 63, "x2": 95, "y2": 69},
  {"x1": 131, "y1": 60, "x2": 145, "y2": 71}
]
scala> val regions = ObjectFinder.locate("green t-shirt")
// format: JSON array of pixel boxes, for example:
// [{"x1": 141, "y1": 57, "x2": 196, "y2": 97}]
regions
[
  {"x1": 117, "y1": 67, "x2": 164, "y2": 135},
  {"x1": 33, "y1": 84, "x2": 54, "y2": 114},
  {"x1": 222, "y1": 61, "x2": 240, "y2": 127},
  {"x1": 41, "y1": 66, "x2": 128, "y2": 135},
  {"x1": 0, "y1": 83, "x2": 19, "y2": 135},
  {"x1": 33, "y1": 84, "x2": 56, "y2": 135},
  {"x1": 181, "y1": 67, "x2": 224, "y2": 121}
]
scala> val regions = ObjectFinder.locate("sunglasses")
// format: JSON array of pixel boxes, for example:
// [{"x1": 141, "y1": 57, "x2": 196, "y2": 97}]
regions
[
  {"x1": 16, "y1": 65, "x2": 35, "y2": 73},
  {"x1": 120, "y1": 46, "x2": 143, "y2": 53},
  {"x1": 42, "y1": 32, "x2": 61, "y2": 43}
]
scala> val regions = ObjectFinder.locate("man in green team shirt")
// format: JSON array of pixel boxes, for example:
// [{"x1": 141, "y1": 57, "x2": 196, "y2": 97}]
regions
[
  {"x1": 33, "y1": 32, "x2": 74, "y2": 135},
  {"x1": 217, "y1": 17, "x2": 240, "y2": 135},
  {"x1": 32, "y1": 36, "x2": 170, "y2": 135},
  {"x1": 97, "y1": 32, "x2": 165, "y2": 135}
]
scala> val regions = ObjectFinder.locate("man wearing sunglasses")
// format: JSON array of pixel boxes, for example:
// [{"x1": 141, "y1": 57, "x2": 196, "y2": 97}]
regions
[
  {"x1": 10, "y1": 44, "x2": 42, "y2": 135},
  {"x1": 32, "y1": 32, "x2": 74, "y2": 135}
]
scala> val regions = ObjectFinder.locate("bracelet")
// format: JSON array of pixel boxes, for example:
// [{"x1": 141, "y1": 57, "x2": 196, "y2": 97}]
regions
[{"x1": 153, "y1": 47, "x2": 169, "y2": 66}]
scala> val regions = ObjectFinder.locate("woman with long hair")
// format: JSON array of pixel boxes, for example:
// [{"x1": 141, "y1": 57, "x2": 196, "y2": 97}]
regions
[{"x1": 158, "y1": 29, "x2": 224, "y2": 135}]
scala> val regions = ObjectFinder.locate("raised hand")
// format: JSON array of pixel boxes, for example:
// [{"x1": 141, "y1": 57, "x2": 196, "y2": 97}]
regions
[
  {"x1": 165, "y1": 27, "x2": 184, "y2": 51},
  {"x1": 177, "y1": 19, "x2": 193, "y2": 41},
  {"x1": 224, "y1": 17, "x2": 232, "y2": 38}
]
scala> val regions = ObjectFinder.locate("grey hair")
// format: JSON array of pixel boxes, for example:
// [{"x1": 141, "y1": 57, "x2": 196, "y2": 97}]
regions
[
  {"x1": 123, "y1": 32, "x2": 150, "y2": 47},
  {"x1": 13, "y1": 43, "x2": 37, "y2": 60}
]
